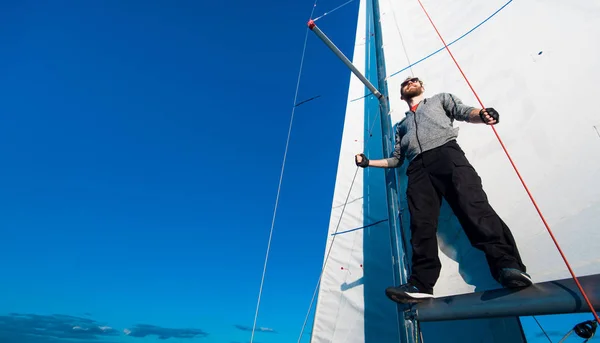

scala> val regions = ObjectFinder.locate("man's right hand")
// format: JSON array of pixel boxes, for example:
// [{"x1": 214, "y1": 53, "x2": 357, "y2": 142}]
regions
[{"x1": 355, "y1": 153, "x2": 369, "y2": 168}]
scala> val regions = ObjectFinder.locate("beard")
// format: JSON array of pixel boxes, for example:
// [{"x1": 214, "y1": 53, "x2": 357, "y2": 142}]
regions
[{"x1": 402, "y1": 85, "x2": 423, "y2": 99}]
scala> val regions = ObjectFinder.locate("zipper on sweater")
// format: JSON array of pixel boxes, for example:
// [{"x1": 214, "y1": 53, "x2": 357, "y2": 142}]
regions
[{"x1": 412, "y1": 110, "x2": 425, "y2": 168}]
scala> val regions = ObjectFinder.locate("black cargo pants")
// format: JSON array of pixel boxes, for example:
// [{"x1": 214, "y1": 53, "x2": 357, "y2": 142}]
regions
[{"x1": 406, "y1": 140, "x2": 526, "y2": 293}]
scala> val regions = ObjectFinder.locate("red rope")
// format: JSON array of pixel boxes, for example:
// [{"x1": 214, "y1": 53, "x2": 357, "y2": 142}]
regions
[{"x1": 415, "y1": 0, "x2": 600, "y2": 324}]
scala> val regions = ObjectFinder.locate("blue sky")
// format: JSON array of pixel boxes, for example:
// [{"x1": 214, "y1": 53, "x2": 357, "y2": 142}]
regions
[{"x1": 0, "y1": 1, "x2": 594, "y2": 343}]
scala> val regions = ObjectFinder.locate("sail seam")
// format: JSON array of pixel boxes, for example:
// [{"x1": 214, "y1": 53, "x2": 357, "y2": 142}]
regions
[{"x1": 331, "y1": 219, "x2": 389, "y2": 235}]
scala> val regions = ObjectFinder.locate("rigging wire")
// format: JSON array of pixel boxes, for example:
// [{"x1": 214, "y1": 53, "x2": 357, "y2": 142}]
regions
[
  {"x1": 557, "y1": 330, "x2": 573, "y2": 343},
  {"x1": 313, "y1": 0, "x2": 356, "y2": 21},
  {"x1": 249, "y1": 1, "x2": 320, "y2": 342},
  {"x1": 415, "y1": 0, "x2": 600, "y2": 325},
  {"x1": 532, "y1": 316, "x2": 553, "y2": 343},
  {"x1": 385, "y1": 0, "x2": 414, "y2": 76}
]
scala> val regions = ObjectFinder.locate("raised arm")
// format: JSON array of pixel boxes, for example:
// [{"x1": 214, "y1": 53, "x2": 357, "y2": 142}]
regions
[{"x1": 442, "y1": 93, "x2": 500, "y2": 125}]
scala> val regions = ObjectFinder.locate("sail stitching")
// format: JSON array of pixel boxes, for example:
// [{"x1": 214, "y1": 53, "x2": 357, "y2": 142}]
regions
[{"x1": 415, "y1": 0, "x2": 600, "y2": 325}]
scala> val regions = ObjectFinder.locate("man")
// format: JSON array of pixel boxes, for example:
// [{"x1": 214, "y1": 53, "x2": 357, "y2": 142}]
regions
[{"x1": 355, "y1": 77, "x2": 531, "y2": 304}]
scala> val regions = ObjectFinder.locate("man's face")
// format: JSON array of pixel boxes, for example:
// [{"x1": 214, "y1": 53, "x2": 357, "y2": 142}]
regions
[{"x1": 400, "y1": 77, "x2": 424, "y2": 99}]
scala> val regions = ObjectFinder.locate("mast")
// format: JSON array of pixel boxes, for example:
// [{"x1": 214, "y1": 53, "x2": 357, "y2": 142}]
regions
[
  {"x1": 365, "y1": 0, "x2": 418, "y2": 341},
  {"x1": 309, "y1": 0, "x2": 418, "y2": 338}
]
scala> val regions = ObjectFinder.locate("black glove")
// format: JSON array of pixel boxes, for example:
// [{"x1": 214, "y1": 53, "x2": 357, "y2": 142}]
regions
[
  {"x1": 355, "y1": 153, "x2": 369, "y2": 168},
  {"x1": 479, "y1": 107, "x2": 499, "y2": 124}
]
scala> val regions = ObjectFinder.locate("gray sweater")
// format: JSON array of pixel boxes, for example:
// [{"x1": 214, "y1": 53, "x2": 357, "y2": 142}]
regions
[{"x1": 389, "y1": 93, "x2": 475, "y2": 167}]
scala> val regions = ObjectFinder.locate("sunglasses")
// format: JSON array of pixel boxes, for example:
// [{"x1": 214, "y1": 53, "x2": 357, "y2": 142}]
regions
[{"x1": 401, "y1": 77, "x2": 420, "y2": 88}]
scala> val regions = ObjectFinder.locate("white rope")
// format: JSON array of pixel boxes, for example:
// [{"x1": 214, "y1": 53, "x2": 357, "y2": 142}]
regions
[{"x1": 249, "y1": 3, "x2": 320, "y2": 342}]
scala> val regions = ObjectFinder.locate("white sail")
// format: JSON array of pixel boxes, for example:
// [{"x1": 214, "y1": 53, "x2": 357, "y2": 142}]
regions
[
  {"x1": 310, "y1": 0, "x2": 600, "y2": 341},
  {"x1": 381, "y1": 0, "x2": 600, "y2": 296}
]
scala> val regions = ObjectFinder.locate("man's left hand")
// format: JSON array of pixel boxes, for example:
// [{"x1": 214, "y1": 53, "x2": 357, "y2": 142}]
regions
[{"x1": 480, "y1": 108, "x2": 499, "y2": 125}]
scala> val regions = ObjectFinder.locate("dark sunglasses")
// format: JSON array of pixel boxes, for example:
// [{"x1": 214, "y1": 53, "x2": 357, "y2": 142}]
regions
[{"x1": 401, "y1": 77, "x2": 420, "y2": 88}]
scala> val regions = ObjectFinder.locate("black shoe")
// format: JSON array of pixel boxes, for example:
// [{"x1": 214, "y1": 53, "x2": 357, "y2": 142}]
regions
[
  {"x1": 498, "y1": 268, "x2": 532, "y2": 288},
  {"x1": 385, "y1": 283, "x2": 434, "y2": 304}
]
